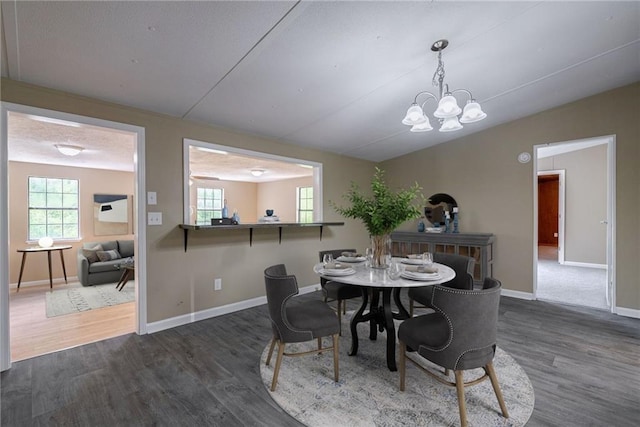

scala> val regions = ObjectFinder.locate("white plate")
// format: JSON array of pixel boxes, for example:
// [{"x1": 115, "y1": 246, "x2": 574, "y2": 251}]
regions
[
  {"x1": 321, "y1": 268, "x2": 356, "y2": 276},
  {"x1": 401, "y1": 258, "x2": 430, "y2": 265},
  {"x1": 336, "y1": 256, "x2": 366, "y2": 263},
  {"x1": 401, "y1": 271, "x2": 442, "y2": 281}
]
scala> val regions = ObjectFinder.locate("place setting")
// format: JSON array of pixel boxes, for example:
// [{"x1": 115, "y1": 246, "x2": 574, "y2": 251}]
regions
[
  {"x1": 319, "y1": 253, "x2": 356, "y2": 276},
  {"x1": 400, "y1": 252, "x2": 434, "y2": 265},
  {"x1": 397, "y1": 253, "x2": 443, "y2": 281},
  {"x1": 335, "y1": 251, "x2": 367, "y2": 264}
]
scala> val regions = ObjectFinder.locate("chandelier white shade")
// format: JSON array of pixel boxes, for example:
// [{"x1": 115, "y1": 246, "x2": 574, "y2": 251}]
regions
[
  {"x1": 55, "y1": 144, "x2": 84, "y2": 156},
  {"x1": 403, "y1": 39, "x2": 486, "y2": 133},
  {"x1": 251, "y1": 169, "x2": 266, "y2": 177}
]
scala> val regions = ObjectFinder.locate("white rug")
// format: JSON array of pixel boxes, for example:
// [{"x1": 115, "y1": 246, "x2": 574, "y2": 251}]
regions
[
  {"x1": 260, "y1": 318, "x2": 534, "y2": 427},
  {"x1": 45, "y1": 283, "x2": 134, "y2": 317}
]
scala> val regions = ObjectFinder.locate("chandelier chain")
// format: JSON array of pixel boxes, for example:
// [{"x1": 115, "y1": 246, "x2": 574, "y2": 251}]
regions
[{"x1": 431, "y1": 50, "x2": 445, "y2": 91}]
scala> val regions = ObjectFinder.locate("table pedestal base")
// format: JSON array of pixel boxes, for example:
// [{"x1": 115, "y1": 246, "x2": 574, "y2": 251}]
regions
[{"x1": 348, "y1": 287, "x2": 410, "y2": 371}]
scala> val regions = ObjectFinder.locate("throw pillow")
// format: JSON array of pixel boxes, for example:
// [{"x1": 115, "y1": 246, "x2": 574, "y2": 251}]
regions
[
  {"x1": 96, "y1": 249, "x2": 121, "y2": 262},
  {"x1": 82, "y1": 244, "x2": 103, "y2": 264}
]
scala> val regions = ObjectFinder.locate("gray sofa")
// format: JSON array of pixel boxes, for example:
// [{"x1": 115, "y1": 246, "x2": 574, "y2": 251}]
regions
[{"x1": 77, "y1": 239, "x2": 134, "y2": 286}]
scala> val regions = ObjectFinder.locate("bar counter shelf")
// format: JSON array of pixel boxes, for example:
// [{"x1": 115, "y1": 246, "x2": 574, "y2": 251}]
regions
[{"x1": 179, "y1": 222, "x2": 344, "y2": 251}]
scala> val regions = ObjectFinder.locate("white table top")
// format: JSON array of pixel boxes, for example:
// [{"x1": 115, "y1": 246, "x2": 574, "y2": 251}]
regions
[
  {"x1": 17, "y1": 245, "x2": 73, "y2": 252},
  {"x1": 313, "y1": 258, "x2": 455, "y2": 289}
]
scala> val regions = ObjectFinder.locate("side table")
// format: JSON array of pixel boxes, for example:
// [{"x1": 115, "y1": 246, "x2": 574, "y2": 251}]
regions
[
  {"x1": 115, "y1": 264, "x2": 135, "y2": 291},
  {"x1": 16, "y1": 245, "x2": 72, "y2": 291}
]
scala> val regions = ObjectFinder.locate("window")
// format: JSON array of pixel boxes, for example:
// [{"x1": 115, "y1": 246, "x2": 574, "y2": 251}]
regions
[
  {"x1": 28, "y1": 176, "x2": 79, "y2": 240},
  {"x1": 297, "y1": 186, "x2": 313, "y2": 223},
  {"x1": 196, "y1": 187, "x2": 223, "y2": 225}
]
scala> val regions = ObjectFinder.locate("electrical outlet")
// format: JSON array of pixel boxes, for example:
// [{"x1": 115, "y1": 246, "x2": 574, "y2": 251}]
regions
[
  {"x1": 214, "y1": 278, "x2": 222, "y2": 291},
  {"x1": 148, "y1": 212, "x2": 162, "y2": 225}
]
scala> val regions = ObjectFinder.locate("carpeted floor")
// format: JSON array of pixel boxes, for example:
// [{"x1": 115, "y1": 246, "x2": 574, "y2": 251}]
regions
[
  {"x1": 45, "y1": 282, "x2": 135, "y2": 317},
  {"x1": 537, "y1": 259, "x2": 607, "y2": 310},
  {"x1": 260, "y1": 317, "x2": 534, "y2": 427}
]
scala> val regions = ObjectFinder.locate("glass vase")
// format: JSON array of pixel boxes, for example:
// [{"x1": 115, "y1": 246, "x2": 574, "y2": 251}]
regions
[{"x1": 371, "y1": 234, "x2": 392, "y2": 269}]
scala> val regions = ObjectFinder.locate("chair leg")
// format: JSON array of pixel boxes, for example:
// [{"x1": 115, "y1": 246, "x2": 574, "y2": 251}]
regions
[
  {"x1": 332, "y1": 334, "x2": 339, "y2": 382},
  {"x1": 409, "y1": 298, "x2": 414, "y2": 317},
  {"x1": 337, "y1": 300, "x2": 342, "y2": 335},
  {"x1": 343, "y1": 300, "x2": 346, "y2": 314},
  {"x1": 486, "y1": 362, "x2": 509, "y2": 419},
  {"x1": 266, "y1": 337, "x2": 276, "y2": 366},
  {"x1": 399, "y1": 341, "x2": 406, "y2": 391},
  {"x1": 454, "y1": 370, "x2": 468, "y2": 427},
  {"x1": 271, "y1": 341, "x2": 285, "y2": 391}
]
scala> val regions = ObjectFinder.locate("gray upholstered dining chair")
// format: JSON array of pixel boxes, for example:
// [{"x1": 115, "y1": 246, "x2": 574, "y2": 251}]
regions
[
  {"x1": 398, "y1": 277, "x2": 509, "y2": 427},
  {"x1": 408, "y1": 252, "x2": 475, "y2": 316},
  {"x1": 264, "y1": 264, "x2": 340, "y2": 391},
  {"x1": 318, "y1": 249, "x2": 363, "y2": 333}
]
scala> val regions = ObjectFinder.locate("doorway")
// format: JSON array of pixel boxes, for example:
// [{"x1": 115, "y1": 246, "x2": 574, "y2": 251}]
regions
[
  {"x1": 533, "y1": 136, "x2": 614, "y2": 311},
  {"x1": 1, "y1": 103, "x2": 147, "y2": 371},
  {"x1": 537, "y1": 171, "x2": 564, "y2": 263}
]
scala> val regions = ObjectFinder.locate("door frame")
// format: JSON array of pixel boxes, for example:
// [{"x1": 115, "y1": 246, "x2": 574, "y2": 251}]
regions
[
  {"x1": 532, "y1": 135, "x2": 616, "y2": 313},
  {"x1": 1, "y1": 102, "x2": 147, "y2": 371},
  {"x1": 537, "y1": 170, "x2": 566, "y2": 264}
]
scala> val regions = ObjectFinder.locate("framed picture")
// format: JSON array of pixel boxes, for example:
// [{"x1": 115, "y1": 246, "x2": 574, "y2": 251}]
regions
[{"x1": 93, "y1": 194, "x2": 130, "y2": 235}]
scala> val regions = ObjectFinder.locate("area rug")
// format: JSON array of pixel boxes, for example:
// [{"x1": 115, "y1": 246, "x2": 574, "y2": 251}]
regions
[
  {"x1": 260, "y1": 318, "x2": 534, "y2": 426},
  {"x1": 45, "y1": 283, "x2": 135, "y2": 317}
]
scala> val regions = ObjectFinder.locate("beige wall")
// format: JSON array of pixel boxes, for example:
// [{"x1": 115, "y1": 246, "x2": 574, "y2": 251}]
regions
[
  {"x1": 3, "y1": 79, "x2": 638, "y2": 316},
  {"x1": 8, "y1": 161, "x2": 134, "y2": 284},
  {"x1": 1, "y1": 78, "x2": 375, "y2": 322},
  {"x1": 381, "y1": 82, "x2": 639, "y2": 310},
  {"x1": 538, "y1": 144, "x2": 607, "y2": 264},
  {"x1": 257, "y1": 176, "x2": 313, "y2": 222}
]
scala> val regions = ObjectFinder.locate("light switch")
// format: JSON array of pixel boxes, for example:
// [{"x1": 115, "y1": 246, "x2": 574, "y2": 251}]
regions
[
  {"x1": 147, "y1": 191, "x2": 157, "y2": 205},
  {"x1": 148, "y1": 212, "x2": 162, "y2": 225}
]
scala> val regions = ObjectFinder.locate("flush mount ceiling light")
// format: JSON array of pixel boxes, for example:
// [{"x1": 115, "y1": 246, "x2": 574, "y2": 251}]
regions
[
  {"x1": 402, "y1": 39, "x2": 487, "y2": 133},
  {"x1": 55, "y1": 144, "x2": 84, "y2": 156},
  {"x1": 251, "y1": 169, "x2": 266, "y2": 177}
]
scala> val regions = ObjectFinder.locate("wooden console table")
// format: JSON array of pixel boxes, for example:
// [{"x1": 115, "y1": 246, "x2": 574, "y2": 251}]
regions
[
  {"x1": 390, "y1": 232, "x2": 495, "y2": 286},
  {"x1": 179, "y1": 222, "x2": 344, "y2": 252},
  {"x1": 16, "y1": 245, "x2": 72, "y2": 291}
]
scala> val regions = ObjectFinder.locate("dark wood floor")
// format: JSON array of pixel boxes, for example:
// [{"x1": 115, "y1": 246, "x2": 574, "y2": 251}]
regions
[{"x1": 2, "y1": 292, "x2": 639, "y2": 426}]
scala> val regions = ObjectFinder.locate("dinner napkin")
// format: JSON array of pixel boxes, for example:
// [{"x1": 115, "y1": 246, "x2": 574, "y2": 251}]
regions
[
  {"x1": 324, "y1": 262, "x2": 350, "y2": 270},
  {"x1": 341, "y1": 251, "x2": 362, "y2": 258},
  {"x1": 404, "y1": 265, "x2": 438, "y2": 273}
]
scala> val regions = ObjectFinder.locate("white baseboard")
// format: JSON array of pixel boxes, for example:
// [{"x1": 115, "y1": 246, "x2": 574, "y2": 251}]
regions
[
  {"x1": 503, "y1": 288, "x2": 640, "y2": 319},
  {"x1": 562, "y1": 261, "x2": 607, "y2": 269},
  {"x1": 501, "y1": 289, "x2": 535, "y2": 300},
  {"x1": 9, "y1": 276, "x2": 79, "y2": 289},
  {"x1": 146, "y1": 283, "x2": 322, "y2": 334},
  {"x1": 615, "y1": 306, "x2": 640, "y2": 319}
]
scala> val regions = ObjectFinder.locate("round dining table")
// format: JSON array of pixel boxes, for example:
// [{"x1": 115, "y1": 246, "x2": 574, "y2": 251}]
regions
[{"x1": 314, "y1": 259, "x2": 455, "y2": 371}]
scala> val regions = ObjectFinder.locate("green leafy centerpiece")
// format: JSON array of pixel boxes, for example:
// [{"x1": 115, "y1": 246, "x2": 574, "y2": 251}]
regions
[{"x1": 332, "y1": 168, "x2": 424, "y2": 268}]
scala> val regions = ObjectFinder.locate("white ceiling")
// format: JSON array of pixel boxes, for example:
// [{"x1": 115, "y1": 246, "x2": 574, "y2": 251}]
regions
[{"x1": 3, "y1": 1, "x2": 639, "y2": 172}]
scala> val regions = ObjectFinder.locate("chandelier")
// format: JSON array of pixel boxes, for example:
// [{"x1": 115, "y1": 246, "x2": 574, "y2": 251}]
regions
[{"x1": 402, "y1": 39, "x2": 486, "y2": 133}]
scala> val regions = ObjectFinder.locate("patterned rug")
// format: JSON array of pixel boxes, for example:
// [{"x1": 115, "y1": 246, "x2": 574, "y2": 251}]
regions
[
  {"x1": 260, "y1": 317, "x2": 534, "y2": 426},
  {"x1": 45, "y1": 283, "x2": 134, "y2": 317}
]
